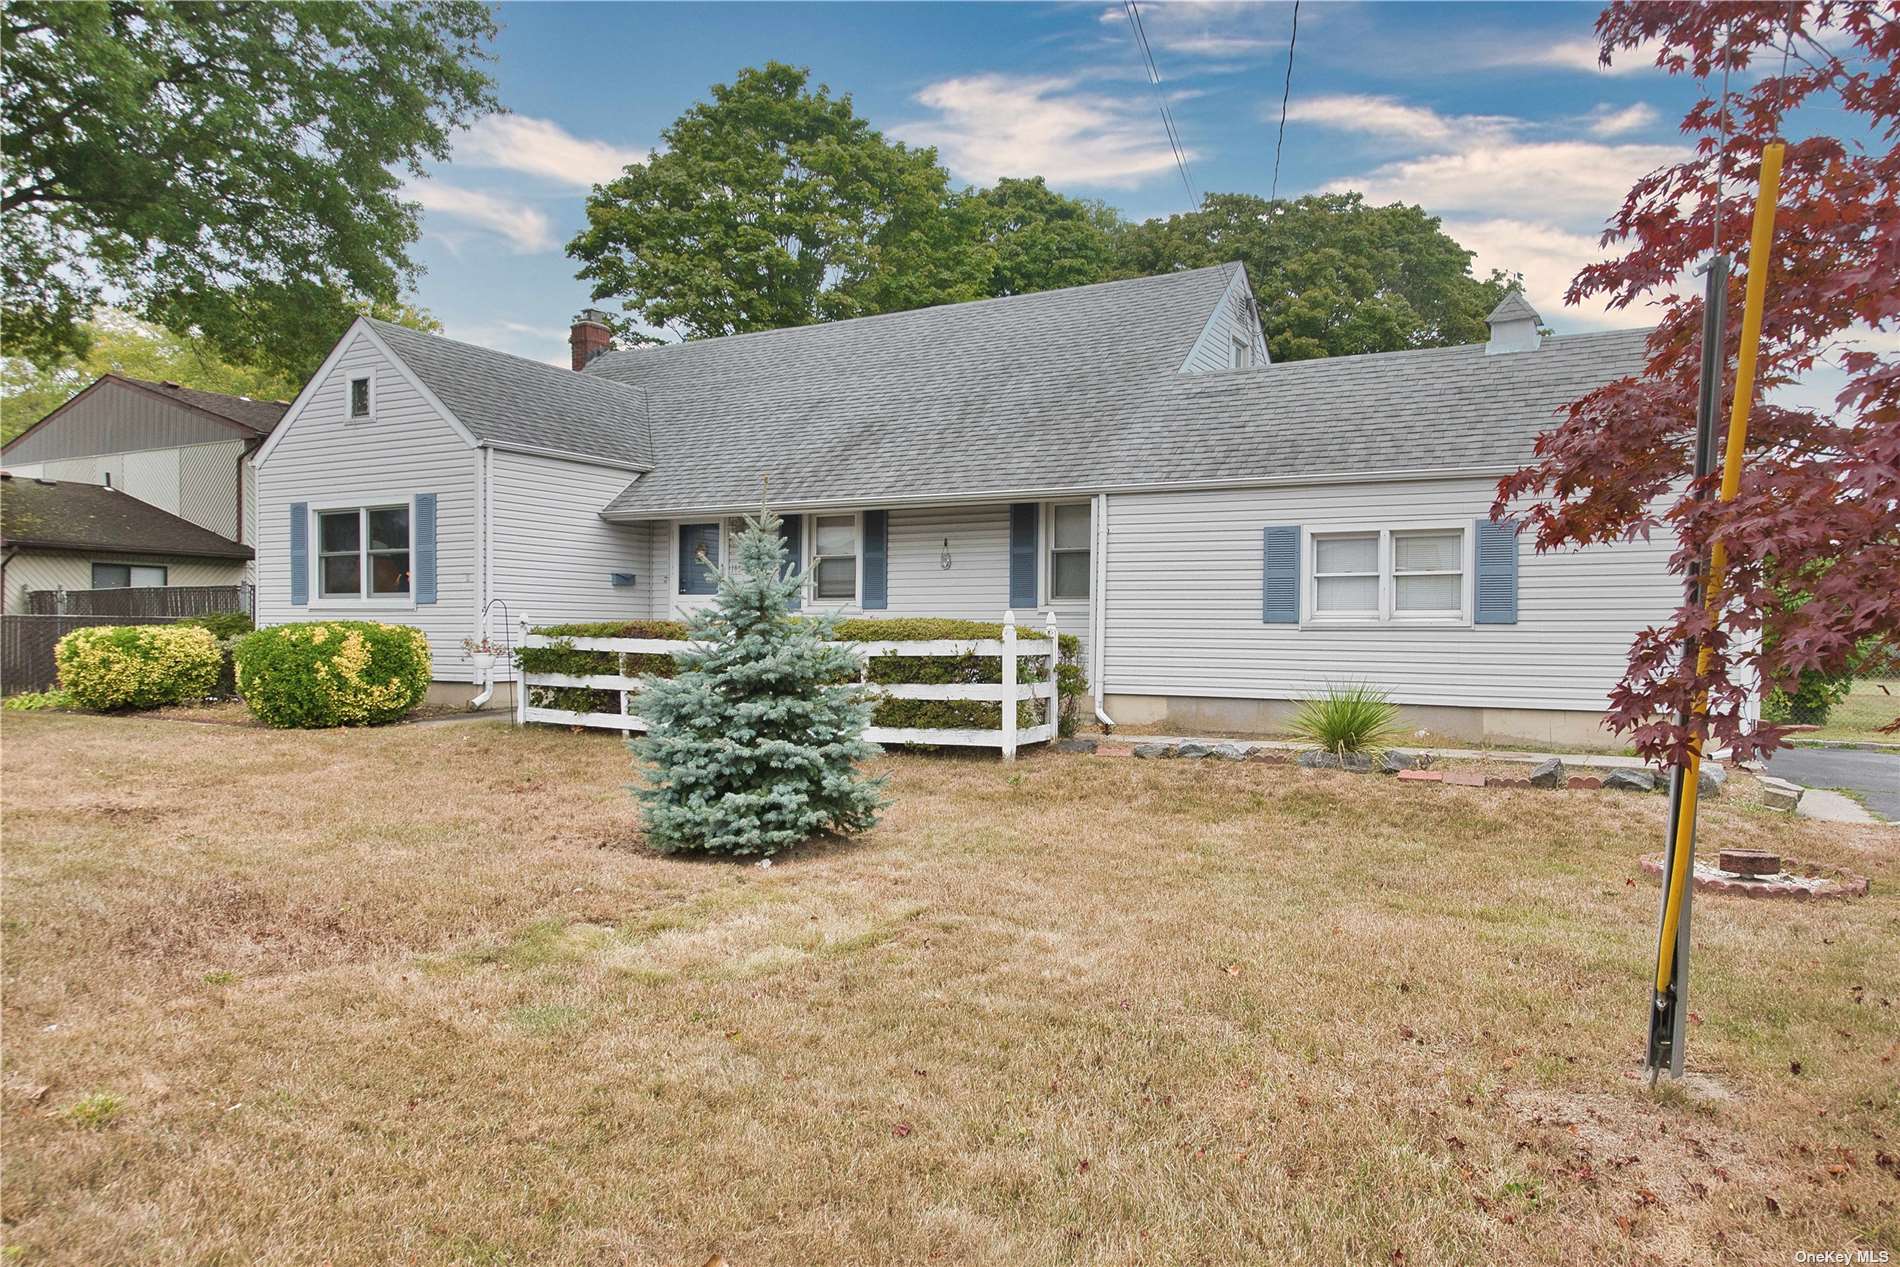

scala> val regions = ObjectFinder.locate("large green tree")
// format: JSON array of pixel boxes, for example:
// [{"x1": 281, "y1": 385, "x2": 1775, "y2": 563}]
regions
[
  {"x1": 966, "y1": 177, "x2": 1124, "y2": 299},
  {"x1": 570, "y1": 62, "x2": 984, "y2": 339},
  {"x1": 1115, "y1": 193, "x2": 1513, "y2": 361},
  {"x1": 1, "y1": 1, "x2": 497, "y2": 381}
]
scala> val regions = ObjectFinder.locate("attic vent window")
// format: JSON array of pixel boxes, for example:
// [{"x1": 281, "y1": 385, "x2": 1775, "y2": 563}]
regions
[
  {"x1": 349, "y1": 375, "x2": 372, "y2": 419},
  {"x1": 1231, "y1": 337, "x2": 1251, "y2": 369}
]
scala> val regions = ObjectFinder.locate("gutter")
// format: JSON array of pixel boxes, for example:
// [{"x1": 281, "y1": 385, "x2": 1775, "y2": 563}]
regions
[{"x1": 1091, "y1": 492, "x2": 1114, "y2": 730}]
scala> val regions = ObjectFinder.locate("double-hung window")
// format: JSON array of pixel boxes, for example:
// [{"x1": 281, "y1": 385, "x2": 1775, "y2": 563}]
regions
[
  {"x1": 678, "y1": 522, "x2": 720, "y2": 596},
  {"x1": 317, "y1": 505, "x2": 410, "y2": 600},
  {"x1": 1309, "y1": 526, "x2": 1466, "y2": 622},
  {"x1": 811, "y1": 515, "x2": 857, "y2": 601},
  {"x1": 1049, "y1": 503, "x2": 1090, "y2": 600}
]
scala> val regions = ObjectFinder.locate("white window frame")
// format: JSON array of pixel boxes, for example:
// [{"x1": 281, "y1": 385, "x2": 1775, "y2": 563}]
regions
[
  {"x1": 305, "y1": 494, "x2": 417, "y2": 611},
  {"x1": 348, "y1": 373, "x2": 375, "y2": 421},
  {"x1": 805, "y1": 511, "x2": 861, "y2": 605},
  {"x1": 1231, "y1": 336, "x2": 1251, "y2": 369},
  {"x1": 1044, "y1": 500, "x2": 1091, "y2": 604},
  {"x1": 91, "y1": 562, "x2": 168, "y2": 589},
  {"x1": 1302, "y1": 522, "x2": 1472, "y2": 627}
]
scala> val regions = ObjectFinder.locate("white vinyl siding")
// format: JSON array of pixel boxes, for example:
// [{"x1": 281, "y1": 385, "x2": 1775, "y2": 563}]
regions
[
  {"x1": 1179, "y1": 267, "x2": 1268, "y2": 373},
  {"x1": 30, "y1": 437, "x2": 245, "y2": 541},
  {"x1": 254, "y1": 327, "x2": 481, "y2": 679},
  {"x1": 488, "y1": 449, "x2": 648, "y2": 625},
  {"x1": 1100, "y1": 477, "x2": 1679, "y2": 713}
]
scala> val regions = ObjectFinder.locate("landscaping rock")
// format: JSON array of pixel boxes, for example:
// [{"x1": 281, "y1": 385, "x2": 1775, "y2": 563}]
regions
[
  {"x1": 1049, "y1": 737, "x2": 1098, "y2": 754},
  {"x1": 1698, "y1": 764, "x2": 1727, "y2": 798},
  {"x1": 1297, "y1": 750, "x2": 1373, "y2": 773},
  {"x1": 1529, "y1": 758, "x2": 1566, "y2": 789},
  {"x1": 1758, "y1": 776, "x2": 1803, "y2": 812},
  {"x1": 1602, "y1": 769, "x2": 1657, "y2": 793},
  {"x1": 1375, "y1": 750, "x2": 1414, "y2": 775},
  {"x1": 1212, "y1": 742, "x2": 1254, "y2": 761},
  {"x1": 1174, "y1": 741, "x2": 1215, "y2": 759},
  {"x1": 1132, "y1": 743, "x2": 1173, "y2": 759}
]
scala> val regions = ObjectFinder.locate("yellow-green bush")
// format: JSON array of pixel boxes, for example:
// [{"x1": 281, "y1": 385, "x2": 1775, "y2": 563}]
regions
[
  {"x1": 54, "y1": 625, "x2": 223, "y2": 710},
  {"x1": 233, "y1": 621, "x2": 431, "y2": 728}
]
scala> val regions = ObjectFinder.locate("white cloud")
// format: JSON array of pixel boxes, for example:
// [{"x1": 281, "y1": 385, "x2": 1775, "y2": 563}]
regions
[
  {"x1": 1096, "y1": 2, "x2": 1279, "y2": 60},
  {"x1": 1295, "y1": 95, "x2": 1684, "y2": 330},
  {"x1": 1586, "y1": 102, "x2": 1659, "y2": 137},
  {"x1": 1485, "y1": 36, "x2": 1660, "y2": 77},
  {"x1": 407, "y1": 182, "x2": 556, "y2": 254},
  {"x1": 896, "y1": 74, "x2": 1190, "y2": 189},
  {"x1": 451, "y1": 114, "x2": 647, "y2": 189}
]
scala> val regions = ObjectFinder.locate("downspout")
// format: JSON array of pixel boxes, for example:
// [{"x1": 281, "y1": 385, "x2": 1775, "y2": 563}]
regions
[
  {"x1": 469, "y1": 446, "x2": 496, "y2": 709},
  {"x1": 1091, "y1": 491, "x2": 1114, "y2": 729}
]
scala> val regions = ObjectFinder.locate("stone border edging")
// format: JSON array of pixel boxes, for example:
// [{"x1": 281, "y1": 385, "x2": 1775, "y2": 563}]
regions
[{"x1": 1637, "y1": 852, "x2": 1870, "y2": 900}]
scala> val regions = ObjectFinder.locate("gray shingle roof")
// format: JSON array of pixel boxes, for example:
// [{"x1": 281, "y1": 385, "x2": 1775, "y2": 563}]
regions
[
  {"x1": 1486, "y1": 289, "x2": 1543, "y2": 326},
  {"x1": 116, "y1": 376, "x2": 290, "y2": 434},
  {"x1": 578, "y1": 263, "x2": 1646, "y2": 517},
  {"x1": 0, "y1": 476, "x2": 252, "y2": 558},
  {"x1": 366, "y1": 318, "x2": 654, "y2": 469}
]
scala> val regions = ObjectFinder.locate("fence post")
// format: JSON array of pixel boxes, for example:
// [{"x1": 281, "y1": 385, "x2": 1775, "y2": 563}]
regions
[
  {"x1": 514, "y1": 611, "x2": 530, "y2": 726},
  {"x1": 1001, "y1": 609, "x2": 1017, "y2": 761},
  {"x1": 1045, "y1": 609, "x2": 1060, "y2": 738}
]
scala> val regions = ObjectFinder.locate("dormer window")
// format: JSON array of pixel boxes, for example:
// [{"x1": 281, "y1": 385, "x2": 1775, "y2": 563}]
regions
[{"x1": 349, "y1": 375, "x2": 372, "y2": 419}]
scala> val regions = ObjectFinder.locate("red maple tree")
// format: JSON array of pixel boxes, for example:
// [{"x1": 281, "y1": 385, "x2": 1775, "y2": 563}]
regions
[{"x1": 1497, "y1": 0, "x2": 1900, "y2": 763}]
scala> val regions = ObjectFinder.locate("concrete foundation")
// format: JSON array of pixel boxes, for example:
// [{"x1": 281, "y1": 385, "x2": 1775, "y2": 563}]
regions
[
  {"x1": 1102, "y1": 693, "x2": 1622, "y2": 749},
  {"x1": 425, "y1": 678, "x2": 520, "y2": 710}
]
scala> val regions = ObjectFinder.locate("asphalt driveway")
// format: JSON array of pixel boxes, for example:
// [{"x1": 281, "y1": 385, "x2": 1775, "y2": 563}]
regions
[{"x1": 1765, "y1": 746, "x2": 1900, "y2": 822}]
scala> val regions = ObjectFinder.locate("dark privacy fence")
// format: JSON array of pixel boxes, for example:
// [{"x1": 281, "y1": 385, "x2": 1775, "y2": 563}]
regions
[
  {"x1": 22, "y1": 583, "x2": 252, "y2": 619},
  {"x1": 0, "y1": 615, "x2": 173, "y2": 693}
]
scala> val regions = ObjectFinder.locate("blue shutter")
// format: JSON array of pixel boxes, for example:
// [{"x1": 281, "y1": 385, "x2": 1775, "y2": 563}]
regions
[
  {"x1": 861, "y1": 510, "x2": 888, "y2": 609},
  {"x1": 1261, "y1": 525, "x2": 1300, "y2": 623},
  {"x1": 413, "y1": 493, "x2": 438, "y2": 605},
  {"x1": 779, "y1": 514, "x2": 802, "y2": 611},
  {"x1": 288, "y1": 502, "x2": 309, "y2": 606},
  {"x1": 1008, "y1": 503, "x2": 1038, "y2": 610},
  {"x1": 1474, "y1": 518, "x2": 1519, "y2": 624}
]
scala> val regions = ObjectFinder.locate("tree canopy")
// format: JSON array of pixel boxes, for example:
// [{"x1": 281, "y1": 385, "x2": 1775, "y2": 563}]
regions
[
  {"x1": 1116, "y1": 193, "x2": 1513, "y2": 361},
  {"x1": 1496, "y1": 0, "x2": 1900, "y2": 758},
  {"x1": 570, "y1": 62, "x2": 983, "y2": 339},
  {"x1": 1, "y1": 1, "x2": 498, "y2": 381},
  {"x1": 569, "y1": 65, "x2": 1510, "y2": 360}
]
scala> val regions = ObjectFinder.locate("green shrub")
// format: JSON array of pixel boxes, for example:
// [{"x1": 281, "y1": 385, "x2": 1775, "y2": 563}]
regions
[
  {"x1": 518, "y1": 616, "x2": 1087, "y2": 734},
  {"x1": 1289, "y1": 682, "x2": 1401, "y2": 755},
  {"x1": 2, "y1": 689, "x2": 73, "y2": 712},
  {"x1": 176, "y1": 610, "x2": 255, "y2": 639},
  {"x1": 232, "y1": 620, "x2": 431, "y2": 728},
  {"x1": 1761, "y1": 670, "x2": 1854, "y2": 726},
  {"x1": 54, "y1": 625, "x2": 222, "y2": 710}
]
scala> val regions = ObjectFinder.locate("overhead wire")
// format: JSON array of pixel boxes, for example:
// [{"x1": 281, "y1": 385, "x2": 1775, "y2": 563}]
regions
[
  {"x1": 1270, "y1": 0, "x2": 1301, "y2": 202},
  {"x1": 1123, "y1": 0, "x2": 1197, "y2": 208}
]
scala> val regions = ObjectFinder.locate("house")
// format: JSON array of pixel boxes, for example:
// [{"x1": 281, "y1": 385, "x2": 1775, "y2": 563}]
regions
[
  {"x1": 253, "y1": 263, "x2": 1674, "y2": 745},
  {"x1": 0, "y1": 374, "x2": 286, "y2": 594},
  {"x1": 0, "y1": 474, "x2": 255, "y2": 613}
]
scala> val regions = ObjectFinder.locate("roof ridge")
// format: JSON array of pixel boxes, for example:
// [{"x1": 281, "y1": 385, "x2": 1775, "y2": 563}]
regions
[
  {"x1": 588, "y1": 263, "x2": 1242, "y2": 367},
  {"x1": 101, "y1": 373, "x2": 283, "y2": 431},
  {"x1": 364, "y1": 318, "x2": 650, "y2": 401}
]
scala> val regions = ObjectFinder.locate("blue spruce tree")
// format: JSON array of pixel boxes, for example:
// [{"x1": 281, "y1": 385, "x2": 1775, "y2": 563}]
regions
[{"x1": 634, "y1": 508, "x2": 885, "y2": 855}]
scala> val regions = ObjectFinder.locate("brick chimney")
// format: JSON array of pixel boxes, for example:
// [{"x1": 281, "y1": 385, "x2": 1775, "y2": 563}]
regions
[{"x1": 569, "y1": 308, "x2": 614, "y2": 371}]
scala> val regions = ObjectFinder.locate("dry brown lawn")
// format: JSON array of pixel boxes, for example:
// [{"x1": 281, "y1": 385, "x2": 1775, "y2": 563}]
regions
[{"x1": 2, "y1": 713, "x2": 1896, "y2": 1266}]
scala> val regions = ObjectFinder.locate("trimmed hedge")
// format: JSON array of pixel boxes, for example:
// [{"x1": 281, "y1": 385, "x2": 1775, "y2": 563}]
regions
[
  {"x1": 54, "y1": 625, "x2": 222, "y2": 710},
  {"x1": 518, "y1": 616, "x2": 1088, "y2": 735},
  {"x1": 233, "y1": 620, "x2": 432, "y2": 728}
]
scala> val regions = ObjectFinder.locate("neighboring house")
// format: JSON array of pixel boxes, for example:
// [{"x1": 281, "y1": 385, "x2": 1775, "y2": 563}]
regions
[
  {"x1": 0, "y1": 474, "x2": 254, "y2": 613},
  {"x1": 254, "y1": 263, "x2": 1673, "y2": 745},
  {"x1": 0, "y1": 374, "x2": 286, "y2": 587}
]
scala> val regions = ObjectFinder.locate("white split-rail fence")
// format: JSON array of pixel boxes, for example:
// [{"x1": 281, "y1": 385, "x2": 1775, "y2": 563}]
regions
[{"x1": 512, "y1": 609, "x2": 1060, "y2": 759}]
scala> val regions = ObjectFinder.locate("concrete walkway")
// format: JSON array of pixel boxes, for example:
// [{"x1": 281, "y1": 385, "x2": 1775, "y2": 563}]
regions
[{"x1": 1766, "y1": 746, "x2": 1900, "y2": 824}]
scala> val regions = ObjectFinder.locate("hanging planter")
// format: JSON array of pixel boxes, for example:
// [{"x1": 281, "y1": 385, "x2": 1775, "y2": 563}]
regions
[{"x1": 462, "y1": 635, "x2": 503, "y2": 676}]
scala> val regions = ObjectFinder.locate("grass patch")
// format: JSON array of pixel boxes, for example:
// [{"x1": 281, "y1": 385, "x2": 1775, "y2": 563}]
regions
[
  {"x1": 2, "y1": 713, "x2": 1896, "y2": 1263},
  {"x1": 1802, "y1": 677, "x2": 1899, "y2": 743},
  {"x1": 65, "y1": 1092, "x2": 125, "y2": 1129}
]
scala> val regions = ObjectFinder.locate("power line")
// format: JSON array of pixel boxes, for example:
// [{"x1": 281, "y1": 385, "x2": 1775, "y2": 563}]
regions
[
  {"x1": 1123, "y1": 0, "x2": 1197, "y2": 209},
  {"x1": 1270, "y1": 0, "x2": 1300, "y2": 203}
]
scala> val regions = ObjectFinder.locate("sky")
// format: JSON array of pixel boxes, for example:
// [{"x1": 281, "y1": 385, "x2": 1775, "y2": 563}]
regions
[{"x1": 407, "y1": 0, "x2": 1711, "y2": 366}]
